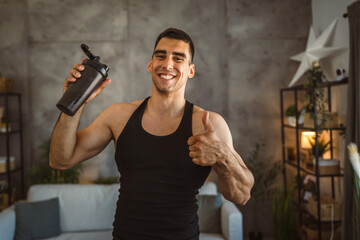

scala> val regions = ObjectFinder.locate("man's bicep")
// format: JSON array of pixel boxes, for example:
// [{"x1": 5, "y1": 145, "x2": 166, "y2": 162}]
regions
[
  {"x1": 76, "y1": 126, "x2": 111, "y2": 158},
  {"x1": 211, "y1": 113, "x2": 248, "y2": 169},
  {"x1": 211, "y1": 112, "x2": 235, "y2": 150},
  {"x1": 71, "y1": 113, "x2": 113, "y2": 165}
]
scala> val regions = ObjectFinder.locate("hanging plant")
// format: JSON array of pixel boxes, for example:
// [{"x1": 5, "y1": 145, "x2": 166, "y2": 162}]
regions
[{"x1": 303, "y1": 61, "x2": 331, "y2": 128}]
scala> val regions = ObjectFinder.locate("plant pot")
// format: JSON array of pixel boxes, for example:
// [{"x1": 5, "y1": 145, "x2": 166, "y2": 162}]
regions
[
  {"x1": 287, "y1": 116, "x2": 296, "y2": 126},
  {"x1": 249, "y1": 231, "x2": 263, "y2": 240}
]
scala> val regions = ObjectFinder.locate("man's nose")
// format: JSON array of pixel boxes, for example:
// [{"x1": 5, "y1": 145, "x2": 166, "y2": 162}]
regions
[{"x1": 163, "y1": 57, "x2": 174, "y2": 70}]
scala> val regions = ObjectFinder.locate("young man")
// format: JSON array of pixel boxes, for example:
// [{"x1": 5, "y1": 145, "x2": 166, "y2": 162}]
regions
[{"x1": 49, "y1": 28, "x2": 254, "y2": 240}]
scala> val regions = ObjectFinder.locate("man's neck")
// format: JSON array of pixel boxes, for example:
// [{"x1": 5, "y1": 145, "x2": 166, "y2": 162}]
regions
[{"x1": 147, "y1": 91, "x2": 186, "y2": 118}]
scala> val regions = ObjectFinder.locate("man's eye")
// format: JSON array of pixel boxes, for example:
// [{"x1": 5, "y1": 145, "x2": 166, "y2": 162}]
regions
[
  {"x1": 174, "y1": 57, "x2": 184, "y2": 62},
  {"x1": 156, "y1": 55, "x2": 165, "y2": 59}
]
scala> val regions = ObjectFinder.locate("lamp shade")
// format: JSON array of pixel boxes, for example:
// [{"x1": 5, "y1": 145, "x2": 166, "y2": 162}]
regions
[{"x1": 301, "y1": 131, "x2": 316, "y2": 149}]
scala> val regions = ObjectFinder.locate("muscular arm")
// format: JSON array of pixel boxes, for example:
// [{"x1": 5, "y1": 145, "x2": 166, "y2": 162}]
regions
[
  {"x1": 49, "y1": 61, "x2": 112, "y2": 170},
  {"x1": 188, "y1": 111, "x2": 254, "y2": 205},
  {"x1": 211, "y1": 130, "x2": 254, "y2": 206},
  {"x1": 49, "y1": 105, "x2": 113, "y2": 170}
]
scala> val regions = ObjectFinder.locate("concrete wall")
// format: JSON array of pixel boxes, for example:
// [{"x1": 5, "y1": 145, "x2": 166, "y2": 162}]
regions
[{"x1": 0, "y1": 0, "x2": 312, "y2": 237}]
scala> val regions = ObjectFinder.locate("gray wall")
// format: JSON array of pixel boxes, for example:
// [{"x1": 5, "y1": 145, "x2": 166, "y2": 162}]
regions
[{"x1": 0, "y1": 0, "x2": 312, "y2": 237}]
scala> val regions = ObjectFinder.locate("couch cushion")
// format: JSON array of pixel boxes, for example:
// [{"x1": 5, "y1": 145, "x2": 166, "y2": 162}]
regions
[
  {"x1": 197, "y1": 194, "x2": 222, "y2": 233},
  {"x1": 27, "y1": 184, "x2": 119, "y2": 232},
  {"x1": 15, "y1": 197, "x2": 60, "y2": 240}
]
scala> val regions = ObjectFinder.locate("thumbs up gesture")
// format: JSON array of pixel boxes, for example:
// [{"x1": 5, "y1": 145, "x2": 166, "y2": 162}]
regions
[{"x1": 187, "y1": 111, "x2": 225, "y2": 166}]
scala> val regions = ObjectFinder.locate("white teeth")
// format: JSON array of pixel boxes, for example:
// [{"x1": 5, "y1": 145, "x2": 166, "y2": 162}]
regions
[{"x1": 159, "y1": 74, "x2": 174, "y2": 80}]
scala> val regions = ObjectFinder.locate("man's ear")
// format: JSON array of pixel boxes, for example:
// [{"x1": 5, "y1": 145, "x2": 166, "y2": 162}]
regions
[
  {"x1": 188, "y1": 64, "x2": 195, "y2": 79},
  {"x1": 147, "y1": 58, "x2": 153, "y2": 72}
]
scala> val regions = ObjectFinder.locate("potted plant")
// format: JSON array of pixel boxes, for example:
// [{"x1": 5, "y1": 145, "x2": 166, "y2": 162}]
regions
[
  {"x1": 246, "y1": 142, "x2": 281, "y2": 240},
  {"x1": 28, "y1": 139, "x2": 83, "y2": 184},
  {"x1": 305, "y1": 135, "x2": 330, "y2": 170},
  {"x1": 272, "y1": 186, "x2": 296, "y2": 240},
  {"x1": 285, "y1": 105, "x2": 296, "y2": 126},
  {"x1": 307, "y1": 135, "x2": 330, "y2": 159}
]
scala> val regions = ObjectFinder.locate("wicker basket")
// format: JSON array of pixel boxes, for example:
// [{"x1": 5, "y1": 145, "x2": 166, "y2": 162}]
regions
[
  {"x1": 301, "y1": 225, "x2": 341, "y2": 240},
  {"x1": 0, "y1": 77, "x2": 14, "y2": 93},
  {"x1": 308, "y1": 196, "x2": 341, "y2": 221}
]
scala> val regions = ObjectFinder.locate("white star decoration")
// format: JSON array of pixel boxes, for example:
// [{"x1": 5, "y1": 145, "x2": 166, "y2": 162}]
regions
[{"x1": 288, "y1": 19, "x2": 346, "y2": 87}]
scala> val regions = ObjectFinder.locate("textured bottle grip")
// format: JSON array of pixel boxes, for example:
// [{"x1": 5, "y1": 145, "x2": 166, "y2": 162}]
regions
[{"x1": 56, "y1": 65, "x2": 105, "y2": 116}]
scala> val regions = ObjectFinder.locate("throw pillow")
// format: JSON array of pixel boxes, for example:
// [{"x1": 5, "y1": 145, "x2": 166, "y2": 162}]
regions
[
  {"x1": 197, "y1": 194, "x2": 222, "y2": 233},
  {"x1": 15, "y1": 197, "x2": 60, "y2": 240}
]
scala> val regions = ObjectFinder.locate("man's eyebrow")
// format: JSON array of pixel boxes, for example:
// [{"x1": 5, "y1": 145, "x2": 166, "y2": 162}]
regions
[
  {"x1": 153, "y1": 50, "x2": 167, "y2": 55},
  {"x1": 173, "y1": 52, "x2": 187, "y2": 59},
  {"x1": 153, "y1": 50, "x2": 187, "y2": 59}
]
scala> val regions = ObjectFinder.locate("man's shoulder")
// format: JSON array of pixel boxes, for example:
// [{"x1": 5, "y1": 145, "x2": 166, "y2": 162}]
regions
[
  {"x1": 105, "y1": 99, "x2": 144, "y2": 115},
  {"x1": 98, "y1": 99, "x2": 145, "y2": 123},
  {"x1": 192, "y1": 105, "x2": 225, "y2": 123},
  {"x1": 192, "y1": 105, "x2": 227, "y2": 134},
  {"x1": 98, "y1": 99, "x2": 146, "y2": 141}
]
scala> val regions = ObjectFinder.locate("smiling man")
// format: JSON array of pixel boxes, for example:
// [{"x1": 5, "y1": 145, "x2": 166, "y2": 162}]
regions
[{"x1": 49, "y1": 28, "x2": 254, "y2": 240}]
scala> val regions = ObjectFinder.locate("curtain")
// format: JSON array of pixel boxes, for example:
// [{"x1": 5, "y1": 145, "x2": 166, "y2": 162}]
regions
[{"x1": 342, "y1": 2, "x2": 360, "y2": 240}]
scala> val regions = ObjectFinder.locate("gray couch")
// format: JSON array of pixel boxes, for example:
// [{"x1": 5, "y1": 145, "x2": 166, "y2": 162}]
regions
[{"x1": 0, "y1": 182, "x2": 243, "y2": 240}]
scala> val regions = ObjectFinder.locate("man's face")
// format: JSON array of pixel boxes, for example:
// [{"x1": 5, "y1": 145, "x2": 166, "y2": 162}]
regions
[{"x1": 147, "y1": 37, "x2": 195, "y2": 95}]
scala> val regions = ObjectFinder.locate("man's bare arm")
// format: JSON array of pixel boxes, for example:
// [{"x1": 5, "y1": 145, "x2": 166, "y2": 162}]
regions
[
  {"x1": 213, "y1": 145, "x2": 254, "y2": 206},
  {"x1": 49, "y1": 62, "x2": 111, "y2": 170},
  {"x1": 187, "y1": 111, "x2": 254, "y2": 205}
]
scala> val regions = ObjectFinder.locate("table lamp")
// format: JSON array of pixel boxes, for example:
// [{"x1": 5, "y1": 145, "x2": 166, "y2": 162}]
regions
[{"x1": 301, "y1": 131, "x2": 316, "y2": 149}]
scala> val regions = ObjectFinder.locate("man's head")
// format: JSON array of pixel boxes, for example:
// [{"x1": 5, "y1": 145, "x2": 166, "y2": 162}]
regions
[
  {"x1": 153, "y1": 28, "x2": 195, "y2": 64},
  {"x1": 147, "y1": 28, "x2": 195, "y2": 95}
]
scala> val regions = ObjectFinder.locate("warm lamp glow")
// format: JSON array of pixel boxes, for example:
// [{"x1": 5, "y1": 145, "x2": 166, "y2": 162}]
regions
[{"x1": 301, "y1": 131, "x2": 316, "y2": 149}]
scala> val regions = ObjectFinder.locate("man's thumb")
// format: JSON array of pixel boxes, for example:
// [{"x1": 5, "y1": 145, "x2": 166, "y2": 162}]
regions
[{"x1": 202, "y1": 111, "x2": 214, "y2": 132}]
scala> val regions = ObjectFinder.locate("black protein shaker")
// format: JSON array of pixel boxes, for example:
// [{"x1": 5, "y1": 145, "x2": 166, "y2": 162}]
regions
[{"x1": 56, "y1": 44, "x2": 109, "y2": 116}]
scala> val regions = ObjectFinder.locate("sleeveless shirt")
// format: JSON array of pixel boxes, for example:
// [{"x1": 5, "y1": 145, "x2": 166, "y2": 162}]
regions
[{"x1": 113, "y1": 97, "x2": 211, "y2": 240}]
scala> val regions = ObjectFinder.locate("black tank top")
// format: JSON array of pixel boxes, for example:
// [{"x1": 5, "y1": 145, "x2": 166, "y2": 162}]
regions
[{"x1": 113, "y1": 97, "x2": 211, "y2": 240}]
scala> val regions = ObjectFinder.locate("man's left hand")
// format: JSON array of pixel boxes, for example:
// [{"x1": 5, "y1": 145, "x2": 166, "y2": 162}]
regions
[{"x1": 187, "y1": 111, "x2": 228, "y2": 166}]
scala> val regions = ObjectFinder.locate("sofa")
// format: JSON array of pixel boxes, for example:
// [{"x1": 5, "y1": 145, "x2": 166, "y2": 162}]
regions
[{"x1": 0, "y1": 182, "x2": 242, "y2": 240}]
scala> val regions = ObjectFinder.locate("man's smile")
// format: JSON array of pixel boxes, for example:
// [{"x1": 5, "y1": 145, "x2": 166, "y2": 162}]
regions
[{"x1": 158, "y1": 73, "x2": 176, "y2": 80}]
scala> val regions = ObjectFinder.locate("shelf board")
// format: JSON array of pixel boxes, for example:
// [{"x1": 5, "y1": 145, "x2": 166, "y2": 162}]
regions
[
  {"x1": 0, "y1": 130, "x2": 21, "y2": 135},
  {"x1": 285, "y1": 161, "x2": 344, "y2": 177},
  {"x1": 281, "y1": 78, "x2": 348, "y2": 91},
  {"x1": 283, "y1": 124, "x2": 346, "y2": 131}
]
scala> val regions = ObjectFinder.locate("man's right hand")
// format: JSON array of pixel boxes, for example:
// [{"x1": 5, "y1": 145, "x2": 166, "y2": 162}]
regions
[{"x1": 63, "y1": 58, "x2": 111, "y2": 104}]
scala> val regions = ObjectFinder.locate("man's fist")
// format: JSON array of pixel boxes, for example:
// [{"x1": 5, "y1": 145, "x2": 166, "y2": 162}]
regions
[
  {"x1": 187, "y1": 111, "x2": 225, "y2": 166},
  {"x1": 63, "y1": 58, "x2": 111, "y2": 103}
]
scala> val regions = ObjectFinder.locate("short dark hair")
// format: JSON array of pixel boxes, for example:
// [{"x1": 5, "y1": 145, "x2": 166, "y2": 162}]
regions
[{"x1": 153, "y1": 28, "x2": 195, "y2": 63}]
